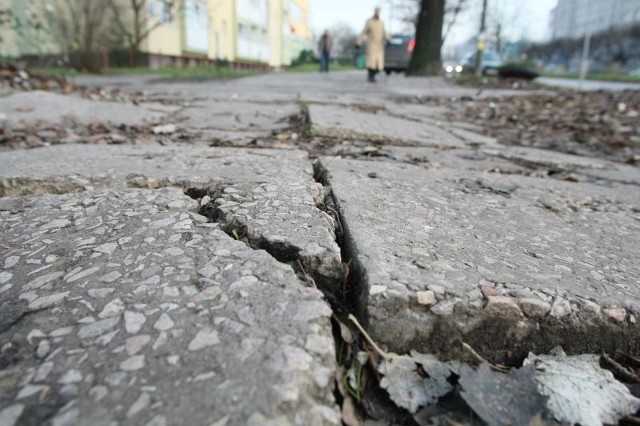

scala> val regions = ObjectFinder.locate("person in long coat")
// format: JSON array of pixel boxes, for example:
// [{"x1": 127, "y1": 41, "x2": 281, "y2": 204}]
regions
[{"x1": 357, "y1": 7, "x2": 389, "y2": 82}]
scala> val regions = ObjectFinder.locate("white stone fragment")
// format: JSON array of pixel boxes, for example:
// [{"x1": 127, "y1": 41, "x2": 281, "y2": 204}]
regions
[
  {"x1": 163, "y1": 247, "x2": 184, "y2": 257},
  {"x1": 51, "y1": 407, "x2": 79, "y2": 426},
  {"x1": 28, "y1": 292, "x2": 70, "y2": 310},
  {"x1": 66, "y1": 266, "x2": 100, "y2": 283},
  {"x1": 550, "y1": 298, "x2": 572, "y2": 318},
  {"x1": 153, "y1": 313, "x2": 175, "y2": 331},
  {"x1": 41, "y1": 218, "x2": 71, "y2": 229},
  {"x1": 24, "y1": 272, "x2": 64, "y2": 291},
  {"x1": 166, "y1": 355, "x2": 180, "y2": 366},
  {"x1": 193, "y1": 372, "x2": 216, "y2": 382},
  {"x1": 77, "y1": 317, "x2": 120, "y2": 339},
  {"x1": 370, "y1": 285, "x2": 387, "y2": 296},
  {"x1": 603, "y1": 307, "x2": 627, "y2": 323},
  {"x1": 126, "y1": 335, "x2": 151, "y2": 356},
  {"x1": 99, "y1": 271, "x2": 122, "y2": 283},
  {"x1": 0, "y1": 271, "x2": 12, "y2": 284},
  {"x1": 33, "y1": 362, "x2": 54, "y2": 382},
  {"x1": 96, "y1": 330, "x2": 119, "y2": 346},
  {"x1": 120, "y1": 355, "x2": 145, "y2": 371},
  {"x1": 89, "y1": 385, "x2": 108, "y2": 402},
  {"x1": 416, "y1": 291, "x2": 436, "y2": 306},
  {"x1": 36, "y1": 340, "x2": 51, "y2": 359},
  {"x1": 50, "y1": 327, "x2": 73, "y2": 337},
  {"x1": 98, "y1": 298, "x2": 125, "y2": 319},
  {"x1": 145, "y1": 414, "x2": 167, "y2": 426},
  {"x1": 4, "y1": 256, "x2": 20, "y2": 268},
  {"x1": 16, "y1": 384, "x2": 49, "y2": 400},
  {"x1": 283, "y1": 346, "x2": 313, "y2": 371},
  {"x1": 124, "y1": 311, "x2": 146, "y2": 334},
  {"x1": 127, "y1": 392, "x2": 151, "y2": 418},
  {"x1": 188, "y1": 329, "x2": 220, "y2": 351},
  {"x1": 305, "y1": 334, "x2": 334, "y2": 356},
  {"x1": 26, "y1": 329, "x2": 46, "y2": 344},
  {"x1": 93, "y1": 242, "x2": 118, "y2": 255},
  {"x1": 88, "y1": 288, "x2": 115, "y2": 298},
  {"x1": 0, "y1": 404, "x2": 24, "y2": 426},
  {"x1": 58, "y1": 369, "x2": 82, "y2": 384}
]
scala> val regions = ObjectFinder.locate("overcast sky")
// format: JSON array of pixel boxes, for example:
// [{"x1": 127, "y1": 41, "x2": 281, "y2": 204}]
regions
[{"x1": 309, "y1": 0, "x2": 558, "y2": 50}]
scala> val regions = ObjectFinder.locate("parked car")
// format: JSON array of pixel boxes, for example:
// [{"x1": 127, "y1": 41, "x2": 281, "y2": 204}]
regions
[
  {"x1": 443, "y1": 61, "x2": 463, "y2": 77},
  {"x1": 460, "y1": 51, "x2": 502, "y2": 75},
  {"x1": 384, "y1": 34, "x2": 415, "y2": 74}
]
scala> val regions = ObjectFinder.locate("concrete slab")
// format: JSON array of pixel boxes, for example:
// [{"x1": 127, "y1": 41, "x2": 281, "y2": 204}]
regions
[
  {"x1": 0, "y1": 187, "x2": 339, "y2": 425},
  {"x1": 181, "y1": 100, "x2": 299, "y2": 128},
  {"x1": 205, "y1": 182, "x2": 342, "y2": 292},
  {"x1": 378, "y1": 146, "x2": 531, "y2": 174},
  {"x1": 0, "y1": 91, "x2": 170, "y2": 126},
  {"x1": 0, "y1": 145, "x2": 313, "y2": 196},
  {"x1": 484, "y1": 145, "x2": 640, "y2": 186},
  {"x1": 320, "y1": 156, "x2": 640, "y2": 362},
  {"x1": 0, "y1": 143, "x2": 342, "y2": 294},
  {"x1": 309, "y1": 104, "x2": 466, "y2": 148}
]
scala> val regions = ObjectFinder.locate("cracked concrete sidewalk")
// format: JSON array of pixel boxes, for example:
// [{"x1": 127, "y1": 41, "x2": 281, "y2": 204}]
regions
[{"x1": 1, "y1": 71, "x2": 640, "y2": 425}]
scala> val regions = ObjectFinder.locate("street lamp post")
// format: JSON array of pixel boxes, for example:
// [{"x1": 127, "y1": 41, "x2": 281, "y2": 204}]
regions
[
  {"x1": 475, "y1": 0, "x2": 488, "y2": 76},
  {"x1": 579, "y1": 0, "x2": 593, "y2": 88}
]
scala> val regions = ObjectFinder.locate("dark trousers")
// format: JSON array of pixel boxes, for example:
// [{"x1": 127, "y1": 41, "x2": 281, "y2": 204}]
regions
[
  {"x1": 367, "y1": 68, "x2": 378, "y2": 82},
  {"x1": 320, "y1": 51, "x2": 330, "y2": 72}
]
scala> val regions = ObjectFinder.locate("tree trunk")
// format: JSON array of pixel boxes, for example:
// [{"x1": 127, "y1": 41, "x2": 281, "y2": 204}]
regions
[{"x1": 407, "y1": 0, "x2": 445, "y2": 76}]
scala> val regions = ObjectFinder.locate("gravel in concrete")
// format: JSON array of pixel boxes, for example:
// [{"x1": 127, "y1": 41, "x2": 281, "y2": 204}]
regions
[
  {"x1": 0, "y1": 188, "x2": 339, "y2": 425},
  {"x1": 0, "y1": 91, "x2": 175, "y2": 126},
  {"x1": 320, "y1": 156, "x2": 640, "y2": 361}
]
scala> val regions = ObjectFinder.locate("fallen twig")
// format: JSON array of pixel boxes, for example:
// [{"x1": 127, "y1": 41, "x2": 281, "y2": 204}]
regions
[
  {"x1": 461, "y1": 342, "x2": 509, "y2": 373},
  {"x1": 602, "y1": 352, "x2": 640, "y2": 383}
]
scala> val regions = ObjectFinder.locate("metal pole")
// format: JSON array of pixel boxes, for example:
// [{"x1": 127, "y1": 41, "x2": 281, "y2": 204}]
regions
[
  {"x1": 579, "y1": 0, "x2": 592, "y2": 89},
  {"x1": 475, "y1": 0, "x2": 488, "y2": 76}
]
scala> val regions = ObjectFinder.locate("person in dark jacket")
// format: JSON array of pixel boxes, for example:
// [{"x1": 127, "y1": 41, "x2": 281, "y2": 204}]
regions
[{"x1": 318, "y1": 30, "x2": 333, "y2": 73}]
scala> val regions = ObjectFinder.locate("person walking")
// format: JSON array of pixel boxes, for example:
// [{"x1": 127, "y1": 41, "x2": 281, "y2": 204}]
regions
[
  {"x1": 318, "y1": 30, "x2": 333, "y2": 73},
  {"x1": 357, "y1": 7, "x2": 388, "y2": 83}
]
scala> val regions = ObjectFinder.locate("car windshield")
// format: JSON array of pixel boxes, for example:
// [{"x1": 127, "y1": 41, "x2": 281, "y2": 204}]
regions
[
  {"x1": 388, "y1": 35, "x2": 411, "y2": 45},
  {"x1": 484, "y1": 52, "x2": 500, "y2": 61}
]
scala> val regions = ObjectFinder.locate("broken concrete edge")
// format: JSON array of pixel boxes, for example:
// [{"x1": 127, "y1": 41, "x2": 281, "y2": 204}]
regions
[
  {"x1": 0, "y1": 175, "x2": 223, "y2": 198},
  {"x1": 194, "y1": 181, "x2": 344, "y2": 294},
  {"x1": 486, "y1": 150, "x2": 640, "y2": 187},
  {"x1": 0, "y1": 186, "x2": 343, "y2": 425},
  {"x1": 315, "y1": 156, "x2": 640, "y2": 365},
  {"x1": 309, "y1": 126, "x2": 428, "y2": 149}
]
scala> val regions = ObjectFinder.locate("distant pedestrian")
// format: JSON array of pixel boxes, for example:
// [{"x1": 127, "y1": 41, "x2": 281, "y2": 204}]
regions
[
  {"x1": 357, "y1": 7, "x2": 389, "y2": 83},
  {"x1": 318, "y1": 30, "x2": 333, "y2": 73}
]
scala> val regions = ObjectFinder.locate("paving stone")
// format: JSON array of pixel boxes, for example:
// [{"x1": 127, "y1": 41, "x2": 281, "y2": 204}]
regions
[
  {"x1": 320, "y1": 156, "x2": 640, "y2": 361},
  {"x1": 0, "y1": 144, "x2": 314, "y2": 197},
  {"x1": 178, "y1": 100, "x2": 299, "y2": 145},
  {"x1": 0, "y1": 188, "x2": 339, "y2": 425},
  {"x1": 0, "y1": 91, "x2": 172, "y2": 126},
  {"x1": 485, "y1": 145, "x2": 640, "y2": 186},
  {"x1": 309, "y1": 104, "x2": 466, "y2": 148}
]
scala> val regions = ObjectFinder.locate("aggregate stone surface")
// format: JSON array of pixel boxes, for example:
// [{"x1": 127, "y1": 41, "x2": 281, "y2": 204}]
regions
[
  {"x1": 0, "y1": 144, "x2": 313, "y2": 196},
  {"x1": 0, "y1": 187, "x2": 340, "y2": 425},
  {"x1": 204, "y1": 183, "x2": 343, "y2": 292},
  {"x1": 177, "y1": 100, "x2": 300, "y2": 145},
  {"x1": 309, "y1": 104, "x2": 466, "y2": 149},
  {"x1": 320, "y1": 156, "x2": 640, "y2": 360},
  {"x1": 0, "y1": 91, "x2": 176, "y2": 126},
  {"x1": 484, "y1": 145, "x2": 640, "y2": 186}
]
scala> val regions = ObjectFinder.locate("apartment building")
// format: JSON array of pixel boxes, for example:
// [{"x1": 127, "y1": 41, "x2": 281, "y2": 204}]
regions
[
  {"x1": 550, "y1": 0, "x2": 640, "y2": 40},
  {"x1": 0, "y1": 0, "x2": 311, "y2": 68}
]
